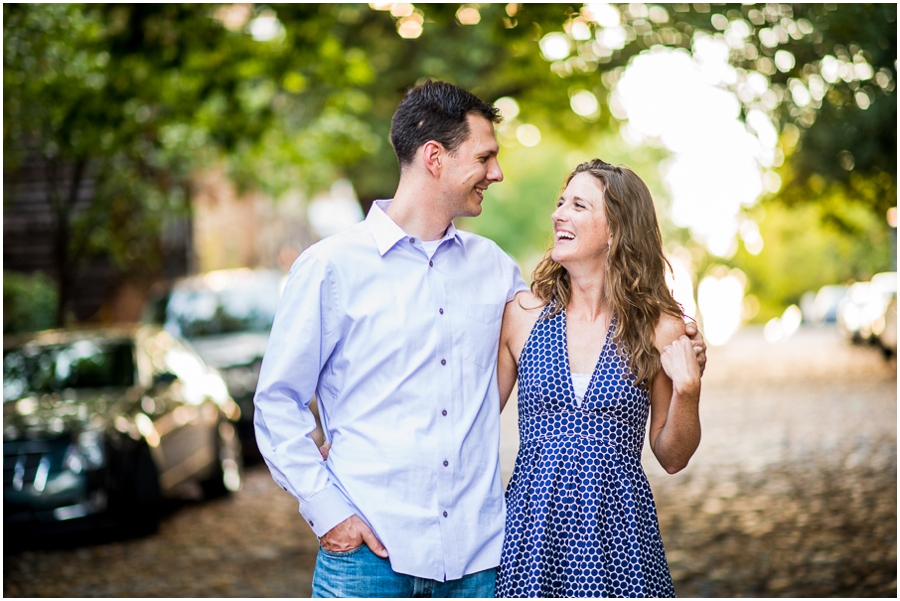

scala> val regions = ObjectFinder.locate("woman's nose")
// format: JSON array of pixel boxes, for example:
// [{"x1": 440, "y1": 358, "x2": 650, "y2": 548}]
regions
[{"x1": 551, "y1": 204, "x2": 565, "y2": 221}]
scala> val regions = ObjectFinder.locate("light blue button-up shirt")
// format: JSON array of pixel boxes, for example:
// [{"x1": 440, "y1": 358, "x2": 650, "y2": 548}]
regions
[{"x1": 254, "y1": 200, "x2": 528, "y2": 581}]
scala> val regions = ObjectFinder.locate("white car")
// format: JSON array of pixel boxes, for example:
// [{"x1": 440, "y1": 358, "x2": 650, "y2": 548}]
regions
[{"x1": 860, "y1": 272, "x2": 897, "y2": 343}]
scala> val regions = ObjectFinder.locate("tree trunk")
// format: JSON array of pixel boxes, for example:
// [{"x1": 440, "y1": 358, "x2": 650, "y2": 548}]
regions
[{"x1": 49, "y1": 157, "x2": 87, "y2": 328}]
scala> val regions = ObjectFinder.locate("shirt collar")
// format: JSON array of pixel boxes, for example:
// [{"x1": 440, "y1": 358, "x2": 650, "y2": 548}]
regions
[{"x1": 366, "y1": 200, "x2": 467, "y2": 256}]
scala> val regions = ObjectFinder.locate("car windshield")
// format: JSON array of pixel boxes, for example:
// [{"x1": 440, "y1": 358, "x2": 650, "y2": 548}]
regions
[
  {"x1": 164, "y1": 272, "x2": 281, "y2": 339},
  {"x1": 3, "y1": 340, "x2": 135, "y2": 401}
]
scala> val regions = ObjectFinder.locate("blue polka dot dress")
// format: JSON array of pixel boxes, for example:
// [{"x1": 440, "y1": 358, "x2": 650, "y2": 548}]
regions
[{"x1": 497, "y1": 304, "x2": 675, "y2": 598}]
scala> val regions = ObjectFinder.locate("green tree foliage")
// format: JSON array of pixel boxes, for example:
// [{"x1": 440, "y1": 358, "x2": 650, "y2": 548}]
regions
[
  {"x1": 733, "y1": 202, "x2": 893, "y2": 322},
  {"x1": 4, "y1": 3, "x2": 895, "y2": 327},
  {"x1": 3, "y1": 272, "x2": 58, "y2": 334},
  {"x1": 4, "y1": 4, "x2": 217, "y2": 325}
]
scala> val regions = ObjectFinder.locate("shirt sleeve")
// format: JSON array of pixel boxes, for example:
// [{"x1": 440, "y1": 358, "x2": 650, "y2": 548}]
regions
[
  {"x1": 253, "y1": 249, "x2": 357, "y2": 537},
  {"x1": 505, "y1": 251, "x2": 529, "y2": 301}
]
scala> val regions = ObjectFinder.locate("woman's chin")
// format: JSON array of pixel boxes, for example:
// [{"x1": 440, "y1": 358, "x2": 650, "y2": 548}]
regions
[{"x1": 551, "y1": 247, "x2": 570, "y2": 266}]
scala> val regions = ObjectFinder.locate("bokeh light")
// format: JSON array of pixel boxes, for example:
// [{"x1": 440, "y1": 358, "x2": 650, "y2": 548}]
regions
[
  {"x1": 666, "y1": 249, "x2": 698, "y2": 319},
  {"x1": 596, "y1": 26, "x2": 627, "y2": 51},
  {"x1": 397, "y1": 12, "x2": 424, "y2": 39},
  {"x1": 494, "y1": 96, "x2": 520, "y2": 121},
  {"x1": 763, "y1": 304, "x2": 803, "y2": 343},
  {"x1": 698, "y1": 271, "x2": 745, "y2": 346},
  {"x1": 516, "y1": 123, "x2": 542, "y2": 147},
  {"x1": 566, "y1": 17, "x2": 593, "y2": 41},
  {"x1": 583, "y1": 3, "x2": 621, "y2": 27},
  {"x1": 613, "y1": 44, "x2": 771, "y2": 259},
  {"x1": 569, "y1": 90, "x2": 600, "y2": 119},
  {"x1": 390, "y1": 3, "x2": 414, "y2": 17},
  {"x1": 456, "y1": 5, "x2": 481, "y2": 25},
  {"x1": 774, "y1": 49, "x2": 796, "y2": 72},
  {"x1": 540, "y1": 32, "x2": 572, "y2": 61},
  {"x1": 248, "y1": 11, "x2": 285, "y2": 42}
]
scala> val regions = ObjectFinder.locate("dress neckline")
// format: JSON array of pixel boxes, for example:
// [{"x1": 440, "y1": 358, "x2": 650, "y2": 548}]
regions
[{"x1": 561, "y1": 307, "x2": 616, "y2": 409}]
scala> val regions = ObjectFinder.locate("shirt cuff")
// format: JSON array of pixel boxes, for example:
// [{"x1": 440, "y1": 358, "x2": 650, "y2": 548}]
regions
[{"x1": 299, "y1": 485, "x2": 358, "y2": 538}]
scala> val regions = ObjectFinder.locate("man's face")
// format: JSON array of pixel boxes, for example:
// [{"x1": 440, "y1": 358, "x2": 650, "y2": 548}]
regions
[{"x1": 441, "y1": 114, "x2": 503, "y2": 219}]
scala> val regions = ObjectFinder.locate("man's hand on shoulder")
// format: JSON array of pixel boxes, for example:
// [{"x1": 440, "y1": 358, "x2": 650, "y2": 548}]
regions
[
  {"x1": 319, "y1": 515, "x2": 389, "y2": 558},
  {"x1": 683, "y1": 320, "x2": 707, "y2": 376}
]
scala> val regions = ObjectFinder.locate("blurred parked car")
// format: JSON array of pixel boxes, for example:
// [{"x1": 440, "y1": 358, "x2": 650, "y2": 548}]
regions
[
  {"x1": 810, "y1": 285, "x2": 849, "y2": 325},
  {"x1": 861, "y1": 272, "x2": 897, "y2": 344},
  {"x1": 873, "y1": 295, "x2": 897, "y2": 357},
  {"x1": 145, "y1": 268, "x2": 284, "y2": 461},
  {"x1": 837, "y1": 281, "x2": 874, "y2": 343},
  {"x1": 3, "y1": 325, "x2": 242, "y2": 538},
  {"x1": 837, "y1": 273, "x2": 897, "y2": 350}
]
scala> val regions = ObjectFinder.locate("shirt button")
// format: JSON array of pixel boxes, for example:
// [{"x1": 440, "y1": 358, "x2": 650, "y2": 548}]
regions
[
  {"x1": 443, "y1": 511, "x2": 448, "y2": 518},
  {"x1": 441, "y1": 359, "x2": 446, "y2": 366},
  {"x1": 429, "y1": 260, "x2": 433, "y2": 267},
  {"x1": 409, "y1": 237, "x2": 415, "y2": 243},
  {"x1": 442, "y1": 409, "x2": 447, "y2": 416},
  {"x1": 310, "y1": 521, "x2": 314, "y2": 526},
  {"x1": 443, "y1": 460, "x2": 449, "y2": 467},
  {"x1": 439, "y1": 308, "x2": 444, "y2": 315}
]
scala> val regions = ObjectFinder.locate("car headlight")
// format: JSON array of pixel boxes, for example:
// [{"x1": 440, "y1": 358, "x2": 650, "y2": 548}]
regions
[{"x1": 64, "y1": 429, "x2": 106, "y2": 473}]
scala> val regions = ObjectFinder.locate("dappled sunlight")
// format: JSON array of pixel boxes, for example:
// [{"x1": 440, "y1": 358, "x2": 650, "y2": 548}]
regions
[
  {"x1": 763, "y1": 304, "x2": 803, "y2": 343},
  {"x1": 665, "y1": 249, "x2": 697, "y2": 320},
  {"x1": 610, "y1": 40, "x2": 789, "y2": 343},
  {"x1": 613, "y1": 46, "x2": 770, "y2": 259},
  {"x1": 697, "y1": 271, "x2": 746, "y2": 346}
]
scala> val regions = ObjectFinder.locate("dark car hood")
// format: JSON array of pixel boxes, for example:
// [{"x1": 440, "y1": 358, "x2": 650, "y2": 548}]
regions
[
  {"x1": 187, "y1": 332, "x2": 270, "y2": 369},
  {"x1": 3, "y1": 390, "x2": 128, "y2": 441}
]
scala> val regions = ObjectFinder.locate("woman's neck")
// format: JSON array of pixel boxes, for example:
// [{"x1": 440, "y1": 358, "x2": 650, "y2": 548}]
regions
[{"x1": 566, "y1": 263, "x2": 608, "y2": 322}]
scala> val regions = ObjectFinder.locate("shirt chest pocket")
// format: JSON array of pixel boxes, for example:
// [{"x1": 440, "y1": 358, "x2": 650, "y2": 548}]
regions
[{"x1": 463, "y1": 303, "x2": 504, "y2": 369}]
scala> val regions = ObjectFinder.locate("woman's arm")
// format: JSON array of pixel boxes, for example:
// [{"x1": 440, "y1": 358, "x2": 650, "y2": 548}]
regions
[
  {"x1": 498, "y1": 297, "x2": 520, "y2": 412},
  {"x1": 498, "y1": 292, "x2": 544, "y2": 412},
  {"x1": 647, "y1": 315, "x2": 702, "y2": 474}
]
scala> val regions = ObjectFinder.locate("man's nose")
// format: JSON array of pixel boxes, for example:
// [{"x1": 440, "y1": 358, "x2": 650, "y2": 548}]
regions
[{"x1": 488, "y1": 158, "x2": 503, "y2": 183}]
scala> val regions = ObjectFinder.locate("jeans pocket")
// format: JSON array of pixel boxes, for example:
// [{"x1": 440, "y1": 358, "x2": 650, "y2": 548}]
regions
[{"x1": 319, "y1": 543, "x2": 366, "y2": 558}]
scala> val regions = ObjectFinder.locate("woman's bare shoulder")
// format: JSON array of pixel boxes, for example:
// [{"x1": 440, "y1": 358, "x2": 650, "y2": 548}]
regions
[
  {"x1": 510, "y1": 291, "x2": 546, "y2": 317},
  {"x1": 503, "y1": 291, "x2": 545, "y2": 342},
  {"x1": 654, "y1": 312, "x2": 686, "y2": 350}
]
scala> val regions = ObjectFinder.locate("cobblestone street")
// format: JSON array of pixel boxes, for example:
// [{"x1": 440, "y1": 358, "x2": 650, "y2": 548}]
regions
[{"x1": 4, "y1": 325, "x2": 896, "y2": 597}]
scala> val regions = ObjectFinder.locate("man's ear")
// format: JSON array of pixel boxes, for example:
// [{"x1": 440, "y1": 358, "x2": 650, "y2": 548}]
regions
[{"x1": 421, "y1": 140, "x2": 443, "y2": 177}]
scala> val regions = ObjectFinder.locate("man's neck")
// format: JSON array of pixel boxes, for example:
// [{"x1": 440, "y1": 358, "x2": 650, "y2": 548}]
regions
[{"x1": 386, "y1": 179, "x2": 452, "y2": 242}]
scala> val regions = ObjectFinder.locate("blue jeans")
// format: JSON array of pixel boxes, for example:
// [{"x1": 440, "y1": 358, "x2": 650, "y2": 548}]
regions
[{"x1": 311, "y1": 544, "x2": 496, "y2": 598}]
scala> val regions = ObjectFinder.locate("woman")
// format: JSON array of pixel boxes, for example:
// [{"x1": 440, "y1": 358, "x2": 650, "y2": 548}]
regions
[{"x1": 495, "y1": 159, "x2": 701, "y2": 598}]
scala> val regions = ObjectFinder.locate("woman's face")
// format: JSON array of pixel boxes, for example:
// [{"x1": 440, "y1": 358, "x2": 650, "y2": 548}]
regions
[{"x1": 550, "y1": 171, "x2": 610, "y2": 268}]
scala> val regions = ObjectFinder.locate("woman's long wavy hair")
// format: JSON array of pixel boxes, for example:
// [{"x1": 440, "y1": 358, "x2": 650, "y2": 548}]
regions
[{"x1": 531, "y1": 159, "x2": 684, "y2": 389}]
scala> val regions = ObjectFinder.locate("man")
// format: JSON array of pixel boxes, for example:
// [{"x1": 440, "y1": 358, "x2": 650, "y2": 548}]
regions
[{"x1": 254, "y1": 80, "x2": 706, "y2": 598}]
